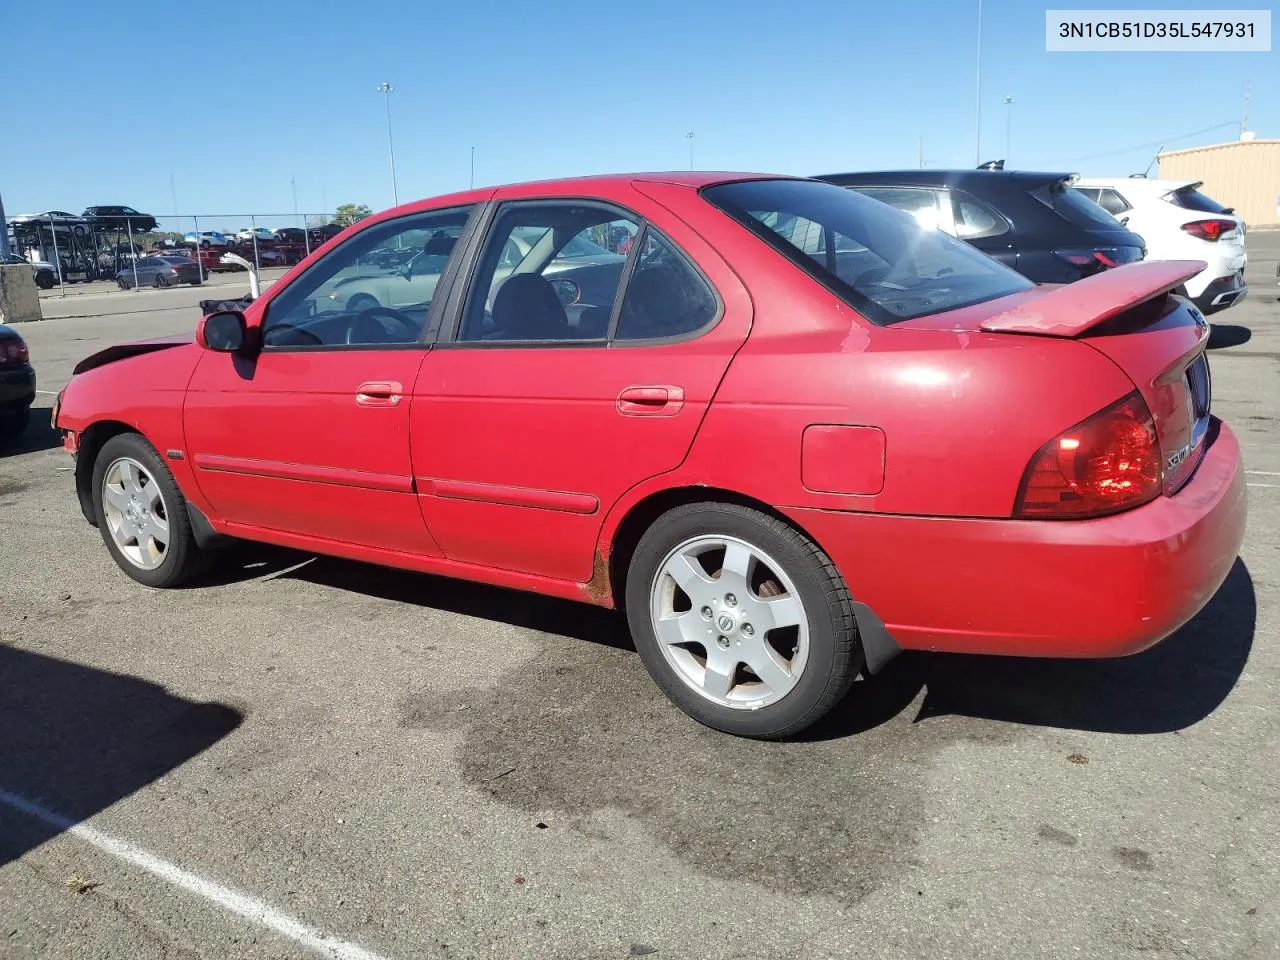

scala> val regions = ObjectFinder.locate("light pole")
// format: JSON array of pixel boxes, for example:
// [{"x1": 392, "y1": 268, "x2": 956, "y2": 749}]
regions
[
  {"x1": 974, "y1": 0, "x2": 983, "y2": 165},
  {"x1": 1003, "y1": 96, "x2": 1014, "y2": 164},
  {"x1": 686, "y1": 131, "x2": 695, "y2": 170},
  {"x1": 377, "y1": 81, "x2": 399, "y2": 206}
]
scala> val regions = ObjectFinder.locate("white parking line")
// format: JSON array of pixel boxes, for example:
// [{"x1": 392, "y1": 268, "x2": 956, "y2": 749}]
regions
[
  {"x1": 0, "y1": 788, "x2": 391, "y2": 960},
  {"x1": 35, "y1": 390, "x2": 59, "y2": 395},
  {"x1": 1247, "y1": 470, "x2": 1280, "y2": 476},
  {"x1": 1248, "y1": 483, "x2": 1279, "y2": 489}
]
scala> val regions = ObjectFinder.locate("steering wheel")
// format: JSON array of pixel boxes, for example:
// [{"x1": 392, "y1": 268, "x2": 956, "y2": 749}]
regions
[{"x1": 345, "y1": 305, "x2": 420, "y2": 344}]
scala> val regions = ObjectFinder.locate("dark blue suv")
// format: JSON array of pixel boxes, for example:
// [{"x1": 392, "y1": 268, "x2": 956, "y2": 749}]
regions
[{"x1": 813, "y1": 169, "x2": 1147, "y2": 284}]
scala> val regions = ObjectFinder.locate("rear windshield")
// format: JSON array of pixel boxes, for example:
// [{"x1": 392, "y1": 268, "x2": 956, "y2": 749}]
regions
[
  {"x1": 1167, "y1": 185, "x2": 1231, "y2": 214},
  {"x1": 1048, "y1": 182, "x2": 1126, "y2": 229},
  {"x1": 701, "y1": 179, "x2": 1031, "y2": 325}
]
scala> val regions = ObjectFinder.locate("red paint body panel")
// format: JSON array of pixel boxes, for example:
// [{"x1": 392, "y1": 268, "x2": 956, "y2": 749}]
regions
[
  {"x1": 54, "y1": 172, "x2": 1247, "y2": 665},
  {"x1": 783, "y1": 419, "x2": 1245, "y2": 656},
  {"x1": 183, "y1": 350, "x2": 442, "y2": 556}
]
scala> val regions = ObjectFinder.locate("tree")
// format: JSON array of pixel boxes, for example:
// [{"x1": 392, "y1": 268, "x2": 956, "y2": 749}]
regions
[{"x1": 331, "y1": 203, "x2": 373, "y2": 227}]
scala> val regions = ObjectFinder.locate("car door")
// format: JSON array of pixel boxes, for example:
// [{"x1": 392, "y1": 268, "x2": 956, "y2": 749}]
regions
[
  {"x1": 410, "y1": 195, "x2": 750, "y2": 583},
  {"x1": 182, "y1": 203, "x2": 478, "y2": 555}
]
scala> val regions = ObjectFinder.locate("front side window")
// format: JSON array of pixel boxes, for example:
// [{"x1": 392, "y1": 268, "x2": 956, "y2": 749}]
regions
[
  {"x1": 262, "y1": 206, "x2": 474, "y2": 348},
  {"x1": 703, "y1": 178, "x2": 1031, "y2": 326},
  {"x1": 456, "y1": 202, "x2": 633, "y2": 343}
]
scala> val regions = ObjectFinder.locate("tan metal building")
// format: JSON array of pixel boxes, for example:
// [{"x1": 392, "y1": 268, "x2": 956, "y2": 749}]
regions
[{"x1": 1158, "y1": 138, "x2": 1280, "y2": 227}]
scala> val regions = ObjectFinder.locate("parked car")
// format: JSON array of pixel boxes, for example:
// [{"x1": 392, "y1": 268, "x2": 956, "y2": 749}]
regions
[
  {"x1": 271, "y1": 227, "x2": 308, "y2": 244},
  {"x1": 814, "y1": 169, "x2": 1148, "y2": 284},
  {"x1": 308, "y1": 224, "x2": 343, "y2": 244},
  {"x1": 236, "y1": 227, "x2": 275, "y2": 243},
  {"x1": 116, "y1": 255, "x2": 203, "y2": 289},
  {"x1": 52, "y1": 173, "x2": 1245, "y2": 739},
  {"x1": 1, "y1": 253, "x2": 57, "y2": 289},
  {"x1": 84, "y1": 206, "x2": 159, "y2": 233},
  {"x1": 0, "y1": 323, "x2": 34, "y2": 438},
  {"x1": 183, "y1": 231, "x2": 234, "y2": 248},
  {"x1": 1073, "y1": 177, "x2": 1248, "y2": 314}
]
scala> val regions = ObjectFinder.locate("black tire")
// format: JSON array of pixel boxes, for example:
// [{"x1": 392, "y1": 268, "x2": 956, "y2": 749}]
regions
[
  {"x1": 36, "y1": 273, "x2": 55, "y2": 290},
  {"x1": 188, "y1": 279, "x2": 203, "y2": 286},
  {"x1": 624, "y1": 502, "x2": 862, "y2": 739},
  {"x1": 91, "y1": 433, "x2": 208, "y2": 588}
]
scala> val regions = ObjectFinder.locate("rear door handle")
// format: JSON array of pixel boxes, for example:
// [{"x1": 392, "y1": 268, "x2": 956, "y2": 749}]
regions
[
  {"x1": 356, "y1": 380, "x2": 403, "y2": 407},
  {"x1": 616, "y1": 385, "x2": 684, "y2": 417}
]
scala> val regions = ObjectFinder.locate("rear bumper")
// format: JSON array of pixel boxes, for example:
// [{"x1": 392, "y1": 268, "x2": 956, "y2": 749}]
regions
[
  {"x1": 0, "y1": 364, "x2": 36, "y2": 409},
  {"x1": 1193, "y1": 272, "x2": 1248, "y2": 313},
  {"x1": 785, "y1": 418, "x2": 1246, "y2": 659}
]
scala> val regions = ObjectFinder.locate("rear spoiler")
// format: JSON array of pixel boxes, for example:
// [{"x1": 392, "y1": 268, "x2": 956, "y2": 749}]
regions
[{"x1": 979, "y1": 260, "x2": 1206, "y2": 337}]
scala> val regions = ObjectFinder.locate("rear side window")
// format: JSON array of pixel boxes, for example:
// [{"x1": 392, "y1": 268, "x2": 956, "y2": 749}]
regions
[
  {"x1": 1045, "y1": 182, "x2": 1125, "y2": 229},
  {"x1": 849, "y1": 186, "x2": 946, "y2": 231},
  {"x1": 1167, "y1": 185, "x2": 1231, "y2": 214},
  {"x1": 1096, "y1": 189, "x2": 1132, "y2": 215},
  {"x1": 614, "y1": 230, "x2": 718, "y2": 341},
  {"x1": 703, "y1": 179, "x2": 1032, "y2": 326},
  {"x1": 952, "y1": 192, "x2": 1009, "y2": 239}
]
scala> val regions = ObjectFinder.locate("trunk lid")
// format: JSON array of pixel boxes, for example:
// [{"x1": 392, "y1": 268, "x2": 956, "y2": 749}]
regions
[{"x1": 899, "y1": 260, "x2": 1213, "y2": 495}]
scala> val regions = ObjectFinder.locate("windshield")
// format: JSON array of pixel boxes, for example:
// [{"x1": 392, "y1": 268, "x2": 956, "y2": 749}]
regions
[{"x1": 702, "y1": 178, "x2": 1031, "y2": 325}]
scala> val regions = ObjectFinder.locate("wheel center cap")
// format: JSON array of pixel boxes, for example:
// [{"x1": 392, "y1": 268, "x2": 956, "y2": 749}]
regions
[{"x1": 716, "y1": 613, "x2": 736, "y2": 634}]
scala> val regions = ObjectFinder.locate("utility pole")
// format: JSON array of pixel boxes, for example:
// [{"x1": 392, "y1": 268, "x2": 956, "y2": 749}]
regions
[
  {"x1": 686, "y1": 131, "x2": 695, "y2": 170},
  {"x1": 974, "y1": 0, "x2": 983, "y2": 165},
  {"x1": 377, "y1": 81, "x2": 399, "y2": 206},
  {"x1": 918, "y1": 136, "x2": 924, "y2": 169},
  {"x1": 1003, "y1": 96, "x2": 1014, "y2": 163},
  {"x1": 0, "y1": 192, "x2": 11, "y2": 259},
  {"x1": 1240, "y1": 79, "x2": 1251, "y2": 137},
  {"x1": 470, "y1": 146, "x2": 475, "y2": 189}
]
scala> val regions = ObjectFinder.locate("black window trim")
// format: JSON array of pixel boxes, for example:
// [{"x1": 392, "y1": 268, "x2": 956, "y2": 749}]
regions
[
  {"x1": 255, "y1": 202, "x2": 483, "y2": 354},
  {"x1": 433, "y1": 196, "x2": 724, "y2": 350}
]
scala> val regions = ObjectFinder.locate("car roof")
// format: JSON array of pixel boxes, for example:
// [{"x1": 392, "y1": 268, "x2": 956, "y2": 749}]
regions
[
  {"x1": 814, "y1": 169, "x2": 1075, "y2": 189},
  {"x1": 1075, "y1": 176, "x2": 1200, "y2": 191}
]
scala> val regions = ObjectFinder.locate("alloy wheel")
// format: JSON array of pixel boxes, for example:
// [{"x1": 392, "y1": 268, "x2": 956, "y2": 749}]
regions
[
  {"x1": 101, "y1": 457, "x2": 170, "y2": 570},
  {"x1": 648, "y1": 534, "x2": 809, "y2": 709}
]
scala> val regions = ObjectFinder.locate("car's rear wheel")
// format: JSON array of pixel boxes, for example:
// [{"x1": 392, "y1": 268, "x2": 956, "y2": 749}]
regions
[
  {"x1": 91, "y1": 433, "x2": 208, "y2": 588},
  {"x1": 625, "y1": 502, "x2": 862, "y2": 739}
]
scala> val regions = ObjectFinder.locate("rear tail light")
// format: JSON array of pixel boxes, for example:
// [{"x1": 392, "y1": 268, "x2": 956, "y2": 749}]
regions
[
  {"x1": 1053, "y1": 247, "x2": 1139, "y2": 273},
  {"x1": 0, "y1": 339, "x2": 29, "y2": 364},
  {"x1": 1015, "y1": 392, "x2": 1162, "y2": 519},
  {"x1": 1181, "y1": 218, "x2": 1238, "y2": 241}
]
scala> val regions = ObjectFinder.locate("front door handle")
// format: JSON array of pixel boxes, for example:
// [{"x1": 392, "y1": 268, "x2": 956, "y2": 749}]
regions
[
  {"x1": 356, "y1": 380, "x2": 403, "y2": 407},
  {"x1": 616, "y1": 385, "x2": 684, "y2": 417}
]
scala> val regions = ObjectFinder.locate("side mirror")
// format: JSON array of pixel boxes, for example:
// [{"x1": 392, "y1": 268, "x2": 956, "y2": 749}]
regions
[{"x1": 196, "y1": 310, "x2": 249, "y2": 353}]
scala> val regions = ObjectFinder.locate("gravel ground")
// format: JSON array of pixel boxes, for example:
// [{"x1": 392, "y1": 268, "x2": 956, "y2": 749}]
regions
[{"x1": 1, "y1": 239, "x2": 1278, "y2": 960}]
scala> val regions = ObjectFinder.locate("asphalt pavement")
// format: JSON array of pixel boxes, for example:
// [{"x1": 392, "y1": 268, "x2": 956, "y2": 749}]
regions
[{"x1": 1, "y1": 240, "x2": 1278, "y2": 960}]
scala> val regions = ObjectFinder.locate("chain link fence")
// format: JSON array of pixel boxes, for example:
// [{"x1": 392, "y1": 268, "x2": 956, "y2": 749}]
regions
[{"x1": 6, "y1": 211, "x2": 340, "y2": 295}]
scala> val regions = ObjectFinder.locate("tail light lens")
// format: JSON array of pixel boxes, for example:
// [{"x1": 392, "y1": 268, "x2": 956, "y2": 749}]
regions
[
  {"x1": 0, "y1": 338, "x2": 29, "y2": 364},
  {"x1": 1015, "y1": 392, "x2": 1162, "y2": 519},
  {"x1": 1053, "y1": 247, "x2": 1141, "y2": 274},
  {"x1": 1181, "y1": 218, "x2": 1238, "y2": 241}
]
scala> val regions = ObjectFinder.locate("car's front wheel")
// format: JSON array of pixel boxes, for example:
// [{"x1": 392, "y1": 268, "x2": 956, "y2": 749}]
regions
[
  {"x1": 91, "y1": 433, "x2": 208, "y2": 588},
  {"x1": 625, "y1": 502, "x2": 862, "y2": 739}
]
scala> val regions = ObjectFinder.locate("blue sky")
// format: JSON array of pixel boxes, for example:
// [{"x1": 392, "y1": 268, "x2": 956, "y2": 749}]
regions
[{"x1": 1, "y1": 0, "x2": 1274, "y2": 231}]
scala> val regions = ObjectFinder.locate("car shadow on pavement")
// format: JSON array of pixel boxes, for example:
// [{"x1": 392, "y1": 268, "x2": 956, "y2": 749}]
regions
[
  {"x1": 0, "y1": 646, "x2": 242, "y2": 867},
  {"x1": 0, "y1": 405, "x2": 60, "y2": 459},
  {"x1": 1207, "y1": 324, "x2": 1252, "y2": 349},
  {"x1": 278, "y1": 554, "x2": 636, "y2": 651},
  {"x1": 814, "y1": 557, "x2": 1257, "y2": 739}
]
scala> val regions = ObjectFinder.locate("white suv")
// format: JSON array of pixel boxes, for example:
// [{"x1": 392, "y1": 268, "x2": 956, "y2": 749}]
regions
[{"x1": 1074, "y1": 177, "x2": 1247, "y2": 314}]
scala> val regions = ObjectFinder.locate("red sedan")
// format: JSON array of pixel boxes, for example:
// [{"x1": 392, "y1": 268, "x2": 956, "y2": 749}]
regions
[{"x1": 52, "y1": 173, "x2": 1246, "y2": 739}]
